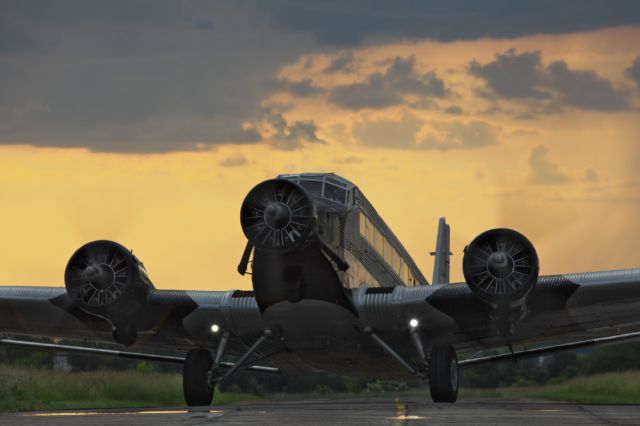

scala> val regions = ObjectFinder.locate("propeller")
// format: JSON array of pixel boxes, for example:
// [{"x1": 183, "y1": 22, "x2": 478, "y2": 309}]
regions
[
  {"x1": 240, "y1": 179, "x2": 315, "y2": 253},
  {"x1": 64, "y1": 240, "x2": 152, "y2": 317},
  {"x1": 463, "y1": 228, "x2": 539, "y2": 309}
]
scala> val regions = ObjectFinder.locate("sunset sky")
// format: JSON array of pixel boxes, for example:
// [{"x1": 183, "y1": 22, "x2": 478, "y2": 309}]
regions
[{"x1": 1, "y1": 1, "x2": 640, "y2": 290}]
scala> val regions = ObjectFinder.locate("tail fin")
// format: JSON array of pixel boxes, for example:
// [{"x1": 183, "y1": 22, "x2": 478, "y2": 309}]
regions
[{"x1": 430, "y1": 217, "x2": 451, "y2": 285}]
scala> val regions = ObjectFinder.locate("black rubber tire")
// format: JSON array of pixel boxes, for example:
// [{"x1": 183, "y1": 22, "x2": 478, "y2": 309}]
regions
[
  {"x1": 183, "y1": 348, "x2": 214, "y2": 406},
  {"x1": 429, "y1": 345, "x2": 459, "y2": 403}
]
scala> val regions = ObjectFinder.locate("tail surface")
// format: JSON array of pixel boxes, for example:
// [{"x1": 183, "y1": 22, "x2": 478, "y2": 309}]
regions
[{"x1": 431, "y1": 217, "x2": 451, "y2": 285}]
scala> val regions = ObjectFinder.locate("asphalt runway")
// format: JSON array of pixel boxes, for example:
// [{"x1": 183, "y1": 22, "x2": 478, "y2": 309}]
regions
[{"x1": 2, "y1": 398, "x2": 640, "y2": 425}]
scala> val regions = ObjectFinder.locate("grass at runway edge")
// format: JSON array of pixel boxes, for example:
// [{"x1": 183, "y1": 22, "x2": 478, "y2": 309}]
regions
[
  {"x1": 0, "y1": 365, "x2": 255, "y2": 412},
  {"x1": 463, "y1": 371, "x2": 640, "y2": 404},
  {"x1": 3, "y1": 365, "x2": 640, "y2": 411}
]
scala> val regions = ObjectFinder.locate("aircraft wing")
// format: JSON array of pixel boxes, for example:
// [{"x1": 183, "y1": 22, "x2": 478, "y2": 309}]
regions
[
  {"x1": 353, "y1": 268, "x2": 640, "y2": 368},
  {"x1": 0, "y1": 285, "x2": 302, "y2": 375},
  {"x1": 3, "y1": 268, "x2": 640, "y2": 369}
]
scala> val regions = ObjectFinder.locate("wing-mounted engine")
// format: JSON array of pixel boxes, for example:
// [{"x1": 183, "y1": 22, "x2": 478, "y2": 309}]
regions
[
  {"x1": 64, "y1": 240, "x2": 154, "y2": 346},
  {"x1": 463, "y1": 228, "x2": 539, "y2": 336}
]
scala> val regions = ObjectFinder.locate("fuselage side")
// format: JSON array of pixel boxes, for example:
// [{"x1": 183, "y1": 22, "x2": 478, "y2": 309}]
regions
[{"x1": 248, "y1": 173, "x2": 430, "y2": 376}]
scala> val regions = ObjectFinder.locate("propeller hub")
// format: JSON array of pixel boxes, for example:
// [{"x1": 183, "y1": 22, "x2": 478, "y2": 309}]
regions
[
  {"x1": 487, "y1": 252, "x2": 514, "y2": 279},
  {"x1": 264, "y1": 202, "x2": 291, "y2": 229},
  {"x1": 240, "y1": 179, "x2": 314, "y2": 252},
  {"x1": 88, "y1": 264, "x2": 116, "y2": 290}
]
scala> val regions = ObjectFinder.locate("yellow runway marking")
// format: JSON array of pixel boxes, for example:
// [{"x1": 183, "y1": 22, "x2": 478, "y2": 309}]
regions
[{"x1": 390, "y1": 398, "x2": 428, "y2": 423}]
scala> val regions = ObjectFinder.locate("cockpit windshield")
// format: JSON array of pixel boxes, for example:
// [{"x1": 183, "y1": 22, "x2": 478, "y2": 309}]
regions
[
  {"x1": 280, "y1": 174, "x2": 351, "y2": 206},
  {"x1": 323, "y1": 181, "x2": 347, "y2": 204},
  {"x1": 299, "y1": 179, "x2": 323, "y2": 198}
]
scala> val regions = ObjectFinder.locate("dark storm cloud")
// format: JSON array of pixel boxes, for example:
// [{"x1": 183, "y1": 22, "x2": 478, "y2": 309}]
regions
[
  {"x1": 192, "y1": 19, "x2": 214, "y2": 31},
  {"x1": 288, "y1": 79, "x2": 324, "y2": 97},
  {"x1": 324, "y1": 52, "x2": 357, "y2": 73},
  {"x1": 329, "y1": 81, "x2": 401, "y2": 110},
  {"x1": 328, "y1": 56, "x2": 448, "y2": 110},
  {"x1": 625, "y1": 56, "x2": 640, "y2": 86},
  {"x1": 266, "y1": 112, "x2": 325, "y2": 150},
  {"x1": 469, "y1": 50, "x2": 550, "y2": 99},
  {"x1": 547, "y1": 61, "x2": 628, "y2": 111},
  {"x1": 0, "y1": 17, "x2": 38, "y2": 53},
  {"x1": 2, "y1": 1, "x2": 638, "y2": 153},
  {"x1": 257, "y1": 0, "x2": 640, "y2": 46},
  {"x1": 470, "y1": 49, "x2": 630, "y2": 112},
  {"x1": 271, "y1": 79, "x2": 324, "y2": 97},
  {"x1": 0, "y1": 1, "x2": 314, "y2": 153}
]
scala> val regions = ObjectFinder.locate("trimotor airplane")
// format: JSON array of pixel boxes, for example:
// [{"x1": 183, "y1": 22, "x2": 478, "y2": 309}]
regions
[{"x1": 1, "y1": 172, "x2": 640, "y2": 404}]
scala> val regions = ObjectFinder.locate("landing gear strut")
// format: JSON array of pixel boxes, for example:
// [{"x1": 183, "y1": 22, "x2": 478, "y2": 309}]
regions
[
  {"x1": 429, "y1": 345, "x2": 459, "y2": 403},
  {"x1": 365, "y1": 327, "x2": 459, "y2": 403},
  {"x1": 182, "y1": 330, "x2": 272, "y2": 406}
]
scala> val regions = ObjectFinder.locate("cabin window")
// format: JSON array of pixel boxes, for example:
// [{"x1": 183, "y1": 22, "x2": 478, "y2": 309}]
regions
[
  {"x1": 358, "y1": 209, "x2": 419, "y2": 286},
  {"x1": 374, "y1": 227, "x2": 384, "y2": 254},
  {"x1": 392, "y1": 250, "x2": 401, "y2": 276},
  {"x1": 383, "y1": 236, "x2": 393, "y2": 266},
  {"x1": 365, "y1": 216, "x2": 374, "y2": 244},
  {"x1": 400, "y1": 260, "x2": 409, "y2": 284}
]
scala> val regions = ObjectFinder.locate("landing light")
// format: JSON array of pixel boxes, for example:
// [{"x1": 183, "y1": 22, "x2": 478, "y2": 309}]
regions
[
  {"x1": 211, "y1": 324, "x2": 220, "y2": 333},
  {"x1": 409, "y1": 318, "x2": 419, "y2": 329}
]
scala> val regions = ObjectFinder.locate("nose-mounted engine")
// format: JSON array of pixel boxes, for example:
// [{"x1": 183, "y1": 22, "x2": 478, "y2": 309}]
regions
[
  {"x1": 239, "y1": 178, "x2": 354, "y2": 312},
  {"x1": 240, "y1": 178, "x2": 316, "y2": 253}
]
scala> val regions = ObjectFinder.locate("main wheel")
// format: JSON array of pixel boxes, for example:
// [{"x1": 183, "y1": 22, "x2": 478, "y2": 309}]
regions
[
  {"x1": 183, "y1": 348, "x2": 214, "y2": 406},
  {"x1": 429, "y1": 345, "x2": 459, "y2": 403}
]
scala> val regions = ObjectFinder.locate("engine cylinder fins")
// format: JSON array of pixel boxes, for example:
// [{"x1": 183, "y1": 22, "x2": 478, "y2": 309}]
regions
[
  {"x1": 64, "y1": 240, "x2": 153, "y2": 318},
  {"x1": 463, "y1": 228, "x2": 539, "y2": 308},
  {"x1": 240, "y1": 179, "x2": 315, "y2": 253}
]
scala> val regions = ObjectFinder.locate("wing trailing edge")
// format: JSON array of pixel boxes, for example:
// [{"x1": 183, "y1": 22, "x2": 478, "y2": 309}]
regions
[
  {"x1": 0, "y1": 338, "x2": 280, "y2": 374},
  {"x1": 459, "y1": 331, "x2": 640, "y2": 368}
]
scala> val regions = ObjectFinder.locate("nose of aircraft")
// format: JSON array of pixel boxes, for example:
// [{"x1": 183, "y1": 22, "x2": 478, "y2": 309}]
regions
[{"x1": 240, "y1": 178, "x2": 315, "y2": 252}]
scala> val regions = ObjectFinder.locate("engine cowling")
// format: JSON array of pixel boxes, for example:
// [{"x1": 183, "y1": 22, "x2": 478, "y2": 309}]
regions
[
  {"x1": 64, "y1": 240, "x2": 154, "y2": 345},
  {"x1": 240, "y1": 179, "x2": 315, "y2": 253},
  {"x1": 463, "y1": 228, "x2": 539, "y2": 310}
]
